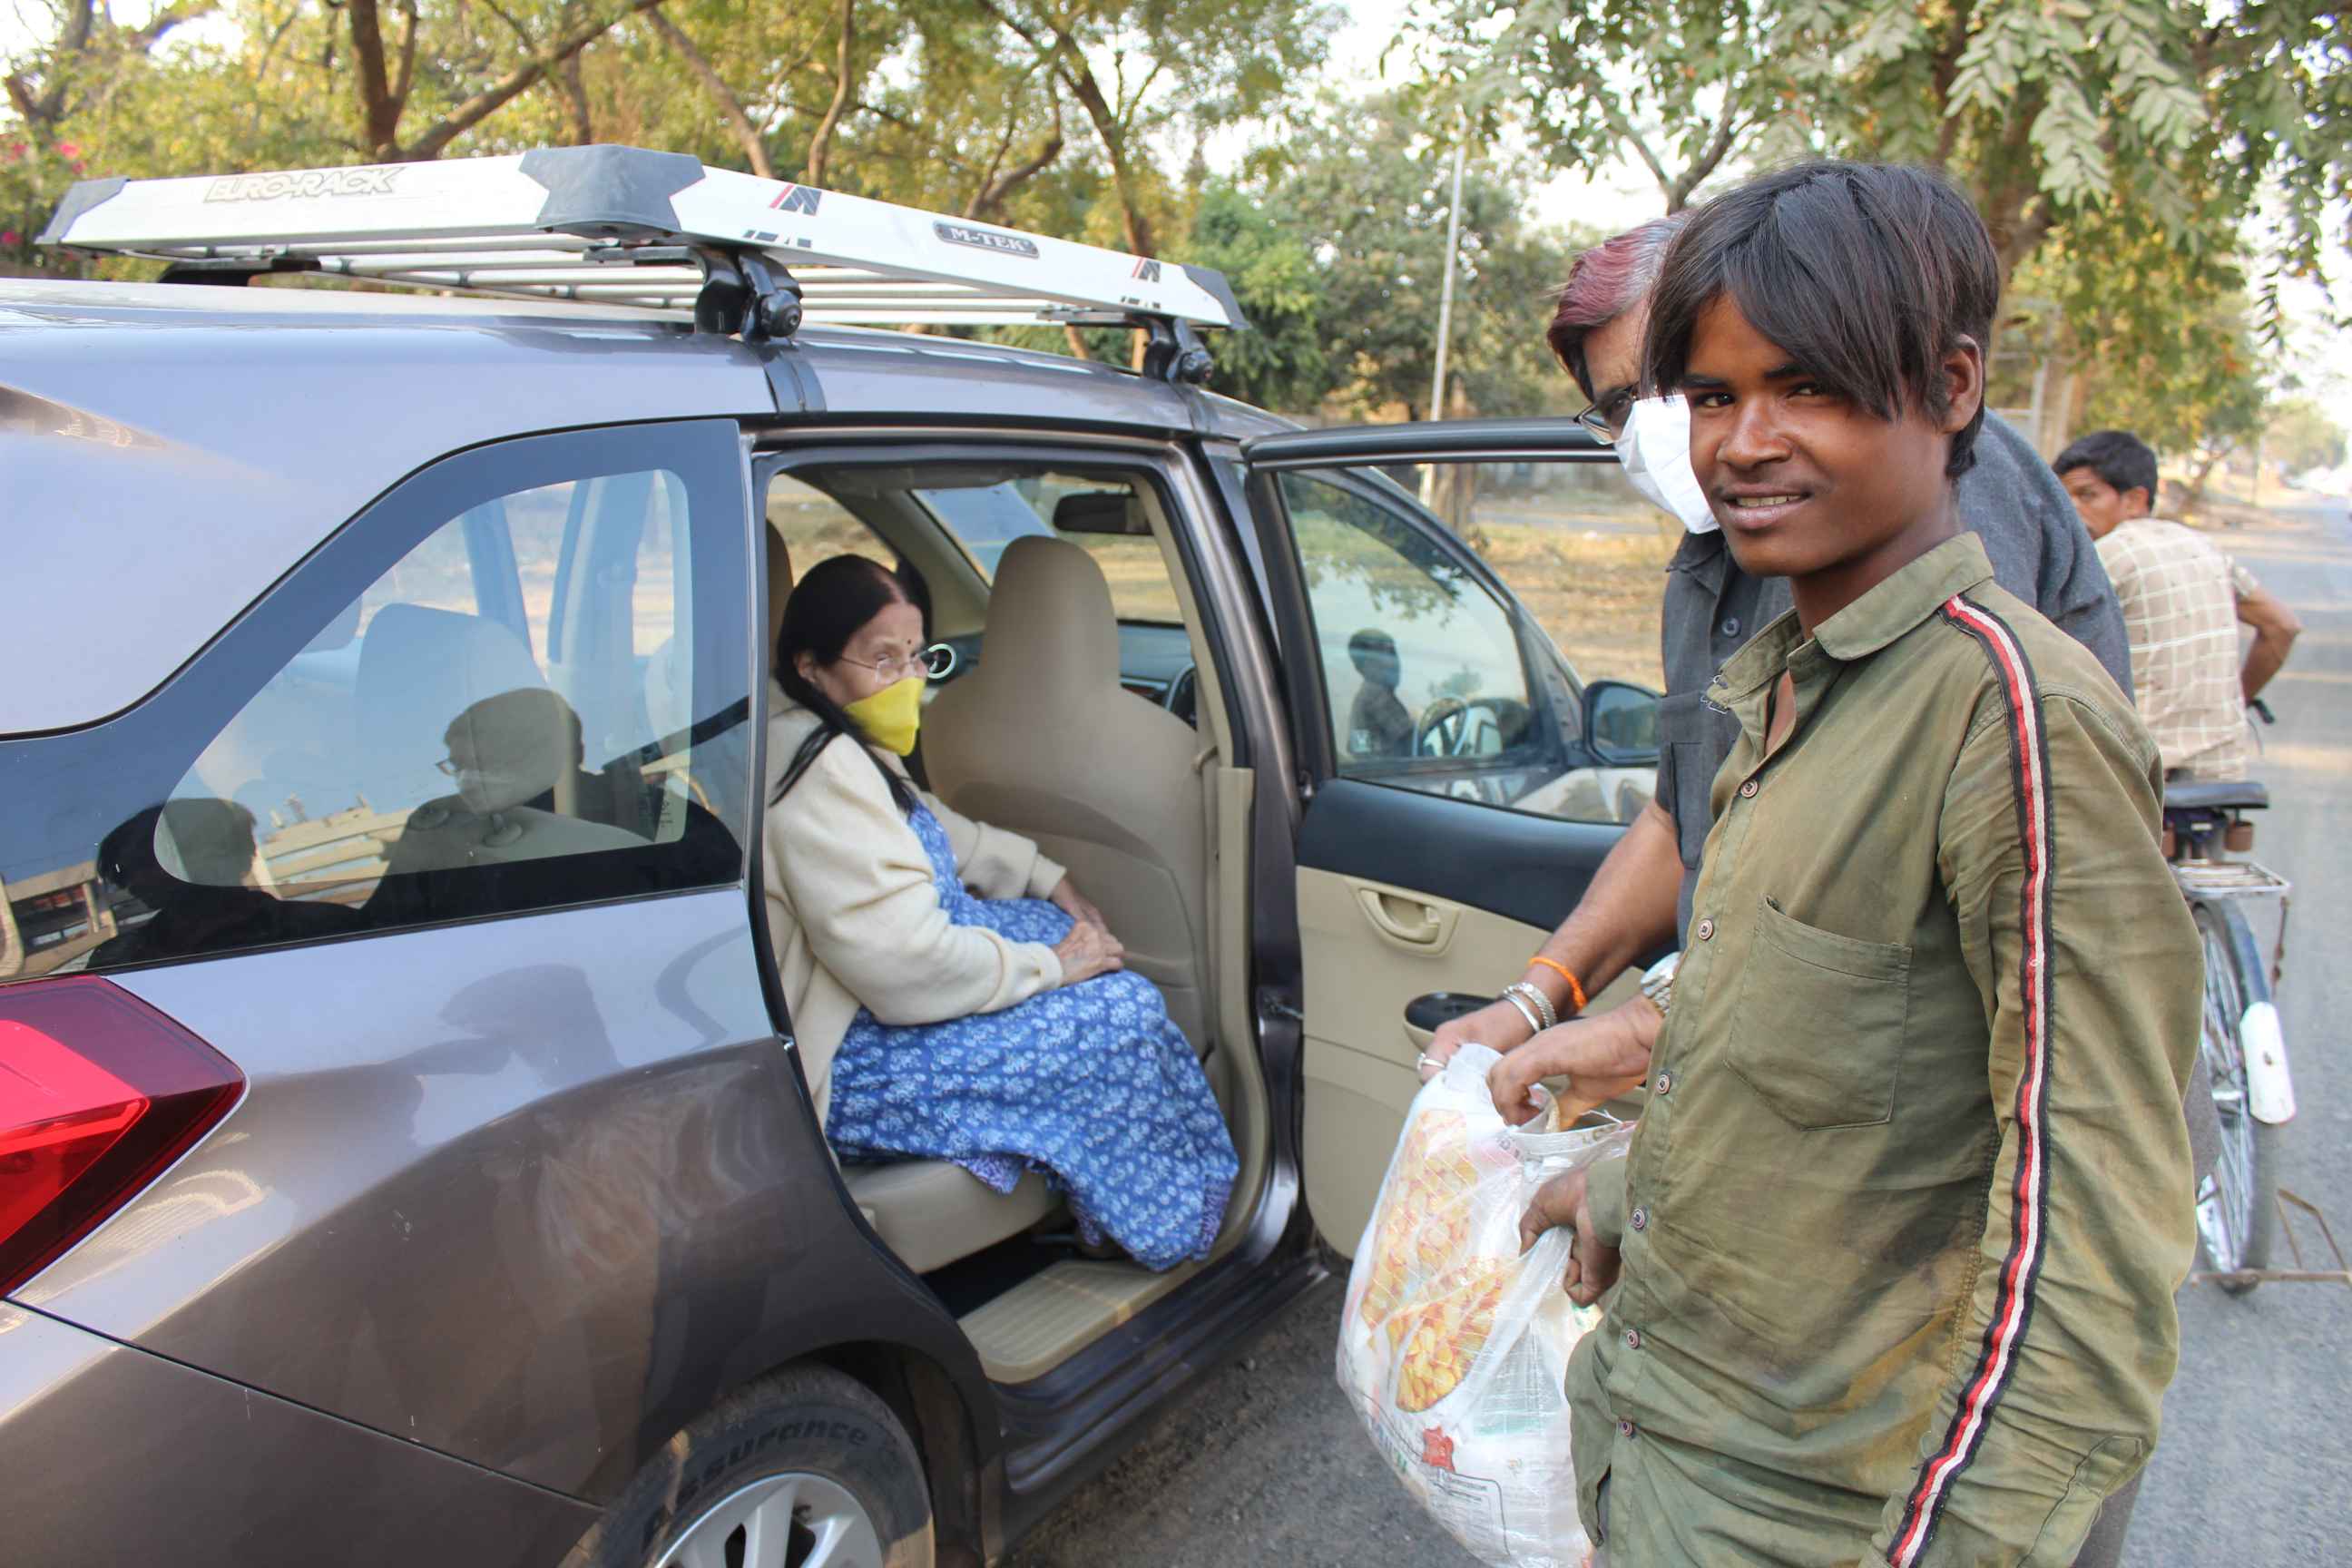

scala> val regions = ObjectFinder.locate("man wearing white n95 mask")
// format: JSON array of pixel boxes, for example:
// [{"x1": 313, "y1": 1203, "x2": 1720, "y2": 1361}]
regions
[{"x1": 1422, "y1": 213, "x2": 2132, "y2": 1169}]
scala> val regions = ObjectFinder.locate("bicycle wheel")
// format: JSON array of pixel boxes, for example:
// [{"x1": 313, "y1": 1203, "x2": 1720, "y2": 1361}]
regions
[{"x1": 2191, "y1": 899, "x2": 2278, "y2": 1293}]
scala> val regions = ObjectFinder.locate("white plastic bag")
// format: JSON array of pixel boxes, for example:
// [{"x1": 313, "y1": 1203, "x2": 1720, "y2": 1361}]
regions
[{"x1": 1335, "y1": 1044, "x2": 1632, "y2": 1568}]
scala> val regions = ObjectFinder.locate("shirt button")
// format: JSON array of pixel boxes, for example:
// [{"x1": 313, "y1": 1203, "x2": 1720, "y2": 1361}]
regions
[
  {"x1": 1694, "y1": 918, "x2": 1715, "y2": 942},
  {"x1": 1720, "y1": 617, "x2": 1741, "y2": 639},
  {"x1": 1630, "y1": 1206, "x2": 1649, "y2": 1231},
  {"x1": 1619, "y1": 1419, "x2": 1638, "y2": 1438},
  {"x1": 1625, "y1": 1328, "x2": 1643, "y2": 1350},
  {"x1": 1654, "y1": 1071, "x2": 1673, "y2": 1096},
  {"x1": 1739, "y1": 779, "x2": 1759, "y2": 799}
]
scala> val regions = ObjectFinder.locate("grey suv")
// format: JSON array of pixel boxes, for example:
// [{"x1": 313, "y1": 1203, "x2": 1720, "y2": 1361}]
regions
[{"x1": 1, "y1": 147, "x2": 1655, "y2": 1568}]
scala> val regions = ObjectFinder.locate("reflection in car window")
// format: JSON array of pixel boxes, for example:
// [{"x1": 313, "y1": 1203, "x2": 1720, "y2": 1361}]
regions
[
  {"x1": 1377, "y1": 458, "x2": 1674, "y2": 691},
  {"x1": 164, "y1": 472, "x2": 691, "y2": 921},
  {"x1": 0, "y1": 424, "x2": 753, "y2": 986},
  {"x1": 1281, "y1": 470, "x2": 1649, "y2": 826}
]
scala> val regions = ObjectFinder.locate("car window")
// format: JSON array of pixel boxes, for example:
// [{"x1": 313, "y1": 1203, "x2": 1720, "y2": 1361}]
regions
[
  {"x1": 918, "y1": 475, "x2": 1182, "y2": 624},
  {"x1": 1372, "y1": 458, "x2": 1672, "y2": 691},
  {"x1": 767, "y1": 474, "x2": 896, "y2": 577},
  {"x1": 0, "y1": 422, "x2": 754, "y2": 985},
  {"x1": 1279, "y1": 469, "x2": 1646, "y2": 825}
]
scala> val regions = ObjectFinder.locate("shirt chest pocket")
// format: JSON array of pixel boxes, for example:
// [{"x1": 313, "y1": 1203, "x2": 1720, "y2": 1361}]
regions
[{"x1": 1729, "y1": 897, "x2": 1912, "y2": 1130}]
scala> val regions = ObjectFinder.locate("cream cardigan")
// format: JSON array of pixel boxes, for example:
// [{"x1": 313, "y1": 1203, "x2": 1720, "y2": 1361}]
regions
[{"x1": 761, "y1": 684, "x2": 1066, "y2": 1122}]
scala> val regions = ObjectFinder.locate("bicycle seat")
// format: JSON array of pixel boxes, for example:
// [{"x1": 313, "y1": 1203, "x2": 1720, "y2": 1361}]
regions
[{"x1": 2163, "y1": 779, "x2": 2269, "y2": 811}]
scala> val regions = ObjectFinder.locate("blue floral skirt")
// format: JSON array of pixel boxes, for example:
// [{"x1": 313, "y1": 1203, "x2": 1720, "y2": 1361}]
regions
[{"x1": 825, "y1": 805, "x2": 1239, "y2": 1272}]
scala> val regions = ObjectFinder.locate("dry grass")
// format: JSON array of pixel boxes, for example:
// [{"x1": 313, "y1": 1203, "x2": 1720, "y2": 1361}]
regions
[{"x1": 1468, "y1": 522, "x2": 1676, "y2": 690}]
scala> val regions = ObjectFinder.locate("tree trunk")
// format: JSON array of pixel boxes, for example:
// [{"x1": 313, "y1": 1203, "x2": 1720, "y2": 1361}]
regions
[
  {"x1": 648, "y1": 9, "x2": 774, "y2": 178},
  {"x1": 965, "y1": 103, "x2": 1063, "y2": 221},
  {"x1": 347, "y1": 0, "x2": 407, "y2": 161},
  {"x1": 562, "y1": 51, "x2": 593, "y2": 144},
  {"x1": 2187, "y1": 444, "x2": 2230, "y2": 507},
  {"x1": 399, "y1": 0, "x2": 665, "y2": 162},
  {"x1": 1057, "y1": 55, "x2": 1152, "y2": 255},
  {"x1": 802, "y1": 0, "x2": 857, "y2": 187}
]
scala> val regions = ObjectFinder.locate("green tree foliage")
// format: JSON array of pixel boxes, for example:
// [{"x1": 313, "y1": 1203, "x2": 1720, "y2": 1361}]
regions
[
  {"x1": 1203, "y1": 93, "x2": 1579, "y2": 419},
  {"x1": 966, "y1": 0, "x2": 1339, "y2": 258},
  {"x1": 2008, "y1": 197, "x2": 2270, "y2": 463},
  {"x1": 2, "y1": 1, "x2": 216, "y2": 265},
  {"x1": 2269, "y1": 397, "x2": 2347, "y2": 476},
  {"x1": 2, "y1": 0, "x2": 1334, "y2": 283},
  {"x1": 1183, "y1": 181, "x2": 1332, "y2": 412},
  {"x1": 1424, "y1": 0, "x2": 2349, "y2": 310}
]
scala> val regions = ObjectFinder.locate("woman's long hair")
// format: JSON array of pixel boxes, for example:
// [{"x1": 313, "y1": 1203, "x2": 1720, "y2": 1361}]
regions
[{"x1": 771, "y1": 554, "x2": 921, "y2": 813}]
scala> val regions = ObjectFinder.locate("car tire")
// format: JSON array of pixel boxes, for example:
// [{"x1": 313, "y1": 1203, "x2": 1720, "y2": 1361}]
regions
[{"x1": 564, "y1": 1366, "x2": 935, "y2": 1568}]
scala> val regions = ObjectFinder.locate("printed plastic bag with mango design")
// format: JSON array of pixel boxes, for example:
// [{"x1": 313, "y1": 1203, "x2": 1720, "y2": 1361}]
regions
[{"x1": 1335, "y1": 1043, "x2": 1633, "y2": 1568}]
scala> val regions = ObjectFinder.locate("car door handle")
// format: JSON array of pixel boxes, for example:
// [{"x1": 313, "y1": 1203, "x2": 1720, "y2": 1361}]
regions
[{"x1": 1356, "y1": 887, "x2": 1448, "y2": 947}]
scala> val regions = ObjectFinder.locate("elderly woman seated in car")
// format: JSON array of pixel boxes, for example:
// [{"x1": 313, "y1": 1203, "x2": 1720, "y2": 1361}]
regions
[{"x1": 763, "y1": 554, "x2": 1236, "y2": 1271}]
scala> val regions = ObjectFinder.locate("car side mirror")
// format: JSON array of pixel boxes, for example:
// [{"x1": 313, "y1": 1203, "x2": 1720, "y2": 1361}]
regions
[{"x1": 1583, "y1": 680, "x2": 1662, "y2": 765}]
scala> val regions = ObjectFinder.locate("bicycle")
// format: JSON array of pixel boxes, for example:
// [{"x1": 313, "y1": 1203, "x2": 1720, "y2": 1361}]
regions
[{"x1": 2162, "y1": 777, "x2": 2296, "y2": 1294}]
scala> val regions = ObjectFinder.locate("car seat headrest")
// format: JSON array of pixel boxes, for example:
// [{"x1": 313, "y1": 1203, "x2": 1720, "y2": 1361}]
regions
[{"x1": 981, "y1": 535, "x2": 1120, "y2": 689}]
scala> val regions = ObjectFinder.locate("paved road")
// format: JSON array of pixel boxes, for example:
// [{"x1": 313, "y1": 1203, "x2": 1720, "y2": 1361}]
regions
[
  {"x1": 2128, "y1": 498, "x2": 2352, "y2": 1563},
  {"x1": 1011, "y1": 499, "x2": 2352, "y2": 1568}
]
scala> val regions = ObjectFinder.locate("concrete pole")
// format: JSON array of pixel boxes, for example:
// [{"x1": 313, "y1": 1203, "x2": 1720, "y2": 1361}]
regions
[
  {"x1": 1420, "y1": 131, "x2": 1469, "y2": 513},
  {"x1": 1428, "y1": 134, "x2": 1468, "y2": 424}
]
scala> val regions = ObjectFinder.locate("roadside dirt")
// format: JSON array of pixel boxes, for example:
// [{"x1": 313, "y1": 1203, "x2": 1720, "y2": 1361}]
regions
[{"x1": 1004, "y1": 1273, "x2": 1483, "y2": 1568}]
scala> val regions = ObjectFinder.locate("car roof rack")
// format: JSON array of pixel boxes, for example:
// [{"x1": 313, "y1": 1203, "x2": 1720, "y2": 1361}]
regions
[{"x1": 37, "y1": 143, "x2": 1240, "y2": 382}]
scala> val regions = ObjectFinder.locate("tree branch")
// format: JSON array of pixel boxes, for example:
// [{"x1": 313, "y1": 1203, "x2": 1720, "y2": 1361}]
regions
[
  {"x1": 562, "y1": 48, "x2": 593, "y2": 143},
  {"x1": 802, "y1": 0, "x2": 857, "y2": 187},
  {"x1": 969, "y1": 0, "x2": 1152, "y2": 250},
  {"x1": 391, "y1": 0, "x2": 420, "y2": 121},
  {"x1": 401, "y1": 0, "x2": 667, "y2": 162},
  {"x1": 1118, "y1": 56, "x2": 1166, "y2": 124},
  {"x1": 479, "y1": 0, "x2": 537, "y2": 51},
  {"x1": 124, "y1": 0, "x2": 216, "y2": 54},
  {"x1": 1616, "y1": 118, "x2": 1672, "y2": 197},
  {"x1": 647, "y1": 9, "x2": 774, "y2": 177},
  {"x1": 967, "y1": 92, "x2": 1063, "y2": 220},
  {"x1": 1670, "y1": 94, "x2": 1743, "y2": 208}
]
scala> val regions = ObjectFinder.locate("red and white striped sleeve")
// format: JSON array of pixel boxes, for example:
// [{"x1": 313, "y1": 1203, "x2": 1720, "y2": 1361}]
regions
[{"x1": 1876, "y1": 596, "x2": 2203, "y2": 1567}]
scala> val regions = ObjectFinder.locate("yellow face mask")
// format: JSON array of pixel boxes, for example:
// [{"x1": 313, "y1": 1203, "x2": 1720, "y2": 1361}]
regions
[{"x1": 844, "y1": 675, "x2": 924, "y2": 756}]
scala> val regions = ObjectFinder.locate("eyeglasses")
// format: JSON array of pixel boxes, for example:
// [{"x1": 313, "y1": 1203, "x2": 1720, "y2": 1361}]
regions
[
  {"x1": 1573, "y1": 391, "x2": 1636, "y2": 446},
  {"x1": 434, "y1": 757, "x2": 462, "y2": 777},
  {"x1": 835, "y1": 646, "x2": 949, "y2": 683}
]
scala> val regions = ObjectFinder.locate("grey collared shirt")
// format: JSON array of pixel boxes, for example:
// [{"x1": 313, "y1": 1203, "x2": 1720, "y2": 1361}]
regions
[{"x1": 1652, "y1": 411, "x2": 2132, "y2": 939}]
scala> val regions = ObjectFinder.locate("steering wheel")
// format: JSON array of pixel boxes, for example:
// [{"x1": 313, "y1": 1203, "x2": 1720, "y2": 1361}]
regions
[
  {"x1": 1414, "y1": 695, "x2": 1472, "y2": 757},
  {"x1": 1162, "y1": 662, "x2": 1199, "y2": 728}
]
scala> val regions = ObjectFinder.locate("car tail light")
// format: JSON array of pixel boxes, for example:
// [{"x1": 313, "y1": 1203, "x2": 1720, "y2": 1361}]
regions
[{"x1": 0, "y1": 977, "x2": 242, "y2": 1295}]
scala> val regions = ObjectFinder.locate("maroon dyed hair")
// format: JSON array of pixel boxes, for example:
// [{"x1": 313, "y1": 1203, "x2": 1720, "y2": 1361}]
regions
[{"x1": 1546, "y1": 212, "x2": 1690, "y2": 398}]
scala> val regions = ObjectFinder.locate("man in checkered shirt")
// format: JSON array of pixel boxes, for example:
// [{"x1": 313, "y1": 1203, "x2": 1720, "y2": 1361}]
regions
[{"x1": 2054, "y1": 430, "x2": 2301, "y2": 779}]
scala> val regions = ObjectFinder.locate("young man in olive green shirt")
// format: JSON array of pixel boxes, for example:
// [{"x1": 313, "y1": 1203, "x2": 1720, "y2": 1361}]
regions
[{"x1": 1523, "y1": 164, "x2": 2201, "y2": 1566}]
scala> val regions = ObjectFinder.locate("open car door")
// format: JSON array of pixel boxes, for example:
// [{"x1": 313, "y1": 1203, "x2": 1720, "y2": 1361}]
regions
[{"x1": 1241, "y1": 419, "x2": 1668, "y2": 1253}]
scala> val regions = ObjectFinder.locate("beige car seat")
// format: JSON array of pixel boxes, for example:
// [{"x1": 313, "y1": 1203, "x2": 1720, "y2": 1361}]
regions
[{"x1": 921, "y1": 534, "x2": 1210, "y2": 1051}]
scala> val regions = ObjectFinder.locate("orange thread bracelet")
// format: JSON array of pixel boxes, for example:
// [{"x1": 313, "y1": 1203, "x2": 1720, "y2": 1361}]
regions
[{"x1": 1527, "y1": 956, "x2": 1586, "y2": 1014}]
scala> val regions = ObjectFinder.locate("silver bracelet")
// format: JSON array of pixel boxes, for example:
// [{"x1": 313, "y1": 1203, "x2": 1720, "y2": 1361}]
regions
[
  {"x1": 1503, "y1": 980, "x2": 1557, "y2": 1031},
  {"x1": 1500, "y1": 986, "x2": 1544, "y2": 1035},
  {"x1": 1640, "y1": 952, "x2": 1681, "y2": 1018}
]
